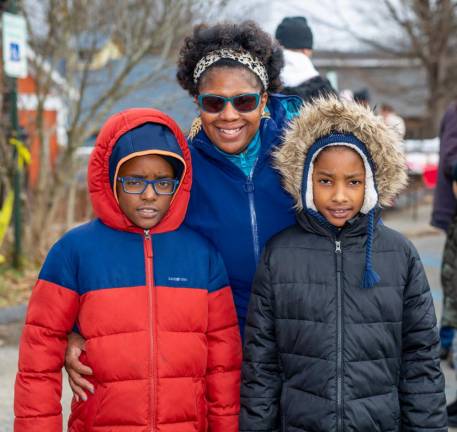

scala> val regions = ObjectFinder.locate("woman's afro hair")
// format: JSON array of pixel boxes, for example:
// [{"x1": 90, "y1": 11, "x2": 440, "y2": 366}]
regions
[{"x1": 176, "y1": 20, "x2": 284, "y2": 96}]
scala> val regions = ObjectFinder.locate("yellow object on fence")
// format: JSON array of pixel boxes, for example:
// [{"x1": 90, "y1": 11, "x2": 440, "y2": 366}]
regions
[
  {"x1": 0, "y1": 190, "x2": 14, "y2": 264},
  {"x1": 9, "y1": 137, "x2": 31, "y2": 171},
  {"x1": 0, "y1": 139, "x2": 31, "y2": 263}
]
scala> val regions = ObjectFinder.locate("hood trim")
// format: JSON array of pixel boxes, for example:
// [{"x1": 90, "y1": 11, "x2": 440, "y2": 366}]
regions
[{"x1": 273, "y1": 95, "x2": 408, "y2": 212}]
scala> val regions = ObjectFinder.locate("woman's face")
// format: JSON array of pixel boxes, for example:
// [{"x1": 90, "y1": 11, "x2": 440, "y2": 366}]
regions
[{"x1": 196, "y1": 67, "x2": 268, "y2": 155}]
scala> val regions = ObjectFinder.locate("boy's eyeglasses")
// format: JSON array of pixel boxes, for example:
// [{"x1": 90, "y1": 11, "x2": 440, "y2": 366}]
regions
[
  {"x1": 117, "y1": 177, "x2": 179, "y2": 195},
  {"x1": 197, "y1": 93, "x2": 261, "y2": 114}
]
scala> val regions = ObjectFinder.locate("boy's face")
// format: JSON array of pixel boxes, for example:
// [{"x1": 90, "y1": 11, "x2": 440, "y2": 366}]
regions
[
  {"x1": 116, "y1": 154, "x2": 175, "y2": 230},
  {"x1": 312, "y1": 146, "x2": 365, "y2": 227}
]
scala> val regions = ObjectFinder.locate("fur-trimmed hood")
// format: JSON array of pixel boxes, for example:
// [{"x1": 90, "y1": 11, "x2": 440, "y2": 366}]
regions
[{"x1": 273, "y1": 95, "x2": 408, "y2": 212}]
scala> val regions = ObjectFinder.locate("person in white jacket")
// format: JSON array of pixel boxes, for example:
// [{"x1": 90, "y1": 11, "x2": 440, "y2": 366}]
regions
[{"x1": 275, "y1": 16, "x2": 334, "y2": 102}]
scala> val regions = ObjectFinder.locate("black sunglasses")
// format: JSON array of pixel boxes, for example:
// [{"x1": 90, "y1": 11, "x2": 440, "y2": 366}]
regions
[{"x1": 197, "y1": 93, "x2": 261, "y2": 114}]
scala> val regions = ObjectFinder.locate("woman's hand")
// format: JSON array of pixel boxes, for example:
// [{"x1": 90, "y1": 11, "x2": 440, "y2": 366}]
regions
[
  {"x1": 453, "y1": 181, "x2": 457, "y2": 199},
  {"x1": 65, "y1": 332, "x2": 94, "y2": 402}
]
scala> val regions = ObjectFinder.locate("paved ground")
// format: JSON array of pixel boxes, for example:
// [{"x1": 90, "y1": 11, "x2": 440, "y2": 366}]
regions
[
  {"x1": 0, "y1": 328, "x2": 73, "y2": 431},
  {"x1": 0, "y1": 200, "x2": 455, "y2": 430}
]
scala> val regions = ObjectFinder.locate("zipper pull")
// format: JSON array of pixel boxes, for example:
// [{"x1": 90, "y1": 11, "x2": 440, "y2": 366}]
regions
[
  {"x1": 144, "y1": 230, "x2": 152, "y2": 258},
  {"x1": 335, "y1": 241, "x2": 342, "y2": 253},
  {"x1": 243, "y1": 179, "x2": 255, "y2": 193}
]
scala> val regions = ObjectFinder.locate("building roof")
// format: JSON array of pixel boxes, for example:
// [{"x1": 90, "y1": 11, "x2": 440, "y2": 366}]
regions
[{"x1": 80, "y1": 55, "x2": 196, "y2": 133}]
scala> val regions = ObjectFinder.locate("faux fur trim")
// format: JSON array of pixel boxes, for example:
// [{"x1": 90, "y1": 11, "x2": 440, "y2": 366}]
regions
[{"x1": 273, "y1": 95, "x2": 408, "y2": 211}]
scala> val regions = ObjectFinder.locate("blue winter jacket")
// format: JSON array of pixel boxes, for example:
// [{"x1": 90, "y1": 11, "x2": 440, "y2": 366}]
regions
[{"x1": 185, "y1": 94, "x2": 302, "y2": 332}]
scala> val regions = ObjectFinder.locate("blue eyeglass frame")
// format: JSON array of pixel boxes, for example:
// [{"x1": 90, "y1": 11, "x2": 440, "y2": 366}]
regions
[
  {"x1": 117, "y1": 176, "x2": 179, "y2": 195},
  {"x1": 197, "y1": 93, "x2": 261, "y2": 113}
]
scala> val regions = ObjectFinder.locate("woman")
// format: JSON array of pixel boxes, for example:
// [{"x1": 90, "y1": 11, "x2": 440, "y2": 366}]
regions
[
  {"x1": 66, "y1": 21, "x2": 303, "y2": 401},
  {"x1": 178, "y1": 21, "x2": 302, "y2": 332}
]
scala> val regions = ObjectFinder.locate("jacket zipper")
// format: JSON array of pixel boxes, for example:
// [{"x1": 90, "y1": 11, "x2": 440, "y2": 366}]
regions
[
  {"x1": 335, "y1": 240, "x2": 343, "y2": 432},
  {"x1": 196, "y1": 134, "x2": 267, "y2": 264},
  {"x1": 144, "y1": 229, "x2": 156, "y2": 431},
  {"x1": 244, "y1": 161, "x2": 260, "y2": 262}
]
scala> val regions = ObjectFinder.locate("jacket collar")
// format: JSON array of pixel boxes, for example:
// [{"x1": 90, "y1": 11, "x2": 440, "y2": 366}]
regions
[{"x1": 296, "y1": 207, "x2": 382, "y2": 240}]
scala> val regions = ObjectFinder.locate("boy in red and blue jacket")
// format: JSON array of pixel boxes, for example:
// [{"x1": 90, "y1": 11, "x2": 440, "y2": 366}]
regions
[{"x1": 14, "y1": 108, "x2": 242, "y2": 432}]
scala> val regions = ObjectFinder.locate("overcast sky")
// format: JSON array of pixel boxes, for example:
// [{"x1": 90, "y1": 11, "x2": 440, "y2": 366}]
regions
[{"x1": 224, "y1": 0, "x2": 403, "y2": 52}]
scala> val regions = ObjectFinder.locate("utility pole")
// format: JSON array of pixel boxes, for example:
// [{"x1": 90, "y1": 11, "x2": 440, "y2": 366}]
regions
[
  {"x1": 10, "y1": 70, "x2": 20, "y2": 268},
  {"x1": 8, "y1": 0, "x2": 21, "y2": 269},
  {"x1": 9, "y1": 0, "x2": 19, "y2": 268}
]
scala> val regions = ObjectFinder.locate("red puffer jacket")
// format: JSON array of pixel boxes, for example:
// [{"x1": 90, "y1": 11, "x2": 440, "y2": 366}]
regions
[{"x1": 14, "y1": 108, "x2": 242, "y2": 432}]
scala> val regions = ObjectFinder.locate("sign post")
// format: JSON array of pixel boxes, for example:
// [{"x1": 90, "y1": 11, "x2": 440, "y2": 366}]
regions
[
  {"x1": 2, "y1": 7, "x2": 27, "y2": 268},
  {"x1": 2, "y1": 12, "x2": 27, "y2": 79}
]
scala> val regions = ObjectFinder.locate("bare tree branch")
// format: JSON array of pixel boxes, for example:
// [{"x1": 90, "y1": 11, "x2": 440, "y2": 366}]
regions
[
  {"x1": 15, "y1": 0, "x2": 225, "y2": 259},
  {"x1": 315, "y1": 0, "x2": 457, "y2": 133}
]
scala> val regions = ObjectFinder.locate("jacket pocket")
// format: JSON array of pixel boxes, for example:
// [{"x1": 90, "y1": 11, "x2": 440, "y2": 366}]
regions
[
  {"x1": 195, "y1": 378, "x2": 208, "y2": 432},
  {"x1": 280, "y1": 385, "x2": 288, "y2": 432},
  {"x1": 392, "y1": 387, "x2": 400, "y2": 425},
  {"x1": 83, "y1": 381, "x2": 106, "y2": 430},
  {"x1": 68, "y1": 380, "x2": 105, "y2": 432}
]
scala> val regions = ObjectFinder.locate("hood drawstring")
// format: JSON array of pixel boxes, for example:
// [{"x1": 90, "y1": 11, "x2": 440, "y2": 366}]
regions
[{"x1": 362, "y1": 209, "x2": 380, "y2": 289}]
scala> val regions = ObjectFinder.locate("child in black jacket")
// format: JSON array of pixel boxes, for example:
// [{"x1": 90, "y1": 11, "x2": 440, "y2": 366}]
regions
[{"x1": 240, "y1": 96, "x2": 447, "y2": 431}]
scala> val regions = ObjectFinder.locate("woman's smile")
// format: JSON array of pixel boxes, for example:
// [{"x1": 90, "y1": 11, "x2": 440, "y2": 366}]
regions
[{"x1": 197, "y1": 68, "x2": 267, "y2": 155}]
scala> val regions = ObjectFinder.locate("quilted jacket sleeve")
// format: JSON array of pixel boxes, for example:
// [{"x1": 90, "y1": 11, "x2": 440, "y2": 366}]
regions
[
  {"x1": 399, "y1": 243, "x2": 447, "y2": 431},
  {"x1": 14, "y1": 241, "x2": 79, "y2": 432},
  {"x1": 440, "y1": 104, "x2": 457, "y2": 178},
  {"x1": 239, "y1": 248, "x2": 281, "y2": 432},
  {"x1": 206, "y1": 249, "x2": 242, "y2": 432}
]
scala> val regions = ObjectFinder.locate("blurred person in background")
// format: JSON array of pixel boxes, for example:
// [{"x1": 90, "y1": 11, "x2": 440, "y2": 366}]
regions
[
  {"x1": 432, "y1": 100, "x2": 457, "y2": 426},
  {"x1": 441, "y1": 174, "x2": 457, "y2": 427},
  {"x1": 339, "y1": 88, "x2": 354, "y2": 102},
  {"x1": 275, "y1": 16, "x2": 335, "y2": 102},
  {"x1": 379, "y1": 103, "x2": 406, "y2": 140},
  {"x1": 354, "y1": 88, "x2": 371, "y2": 107}
]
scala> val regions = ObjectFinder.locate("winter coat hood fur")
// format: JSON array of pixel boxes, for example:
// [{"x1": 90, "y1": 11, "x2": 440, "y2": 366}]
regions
[{"x1": 273, "y1": 95, "x2": 408, "y2": 212}]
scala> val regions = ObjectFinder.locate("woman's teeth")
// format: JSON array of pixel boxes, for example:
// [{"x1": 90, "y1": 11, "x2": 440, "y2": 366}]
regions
[{"x1": 219, "y1": 127, "x2": 242, "y2": 135}]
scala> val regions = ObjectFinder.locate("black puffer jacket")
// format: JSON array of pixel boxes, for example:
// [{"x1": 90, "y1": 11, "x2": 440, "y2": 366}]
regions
[
  {"x1": 282, "y1": 75, "x2": 336, "y2": 103},
  {"x1": 240, "y1": 211, "x2": 446, "y2": 431}
]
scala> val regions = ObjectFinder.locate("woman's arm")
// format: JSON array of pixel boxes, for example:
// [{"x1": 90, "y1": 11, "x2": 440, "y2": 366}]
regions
[{"x1": 65, "y1": 332, "x2": 93, "y2": 401}]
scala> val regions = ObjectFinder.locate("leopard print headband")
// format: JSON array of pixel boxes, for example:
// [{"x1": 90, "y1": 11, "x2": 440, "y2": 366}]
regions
[{"x1": 193, "y1": 48, "x2": 269, "y2": 90}]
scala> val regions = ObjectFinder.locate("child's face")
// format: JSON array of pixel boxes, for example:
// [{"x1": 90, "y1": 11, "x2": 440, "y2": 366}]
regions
[
  {"x1": 312, "y1": 147, "x2": 365, "y2": 227},
  {"x1": 116, "y1": 154, "x2": 175, "y2": 230}
]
